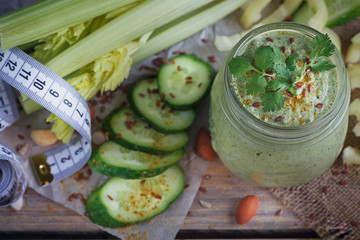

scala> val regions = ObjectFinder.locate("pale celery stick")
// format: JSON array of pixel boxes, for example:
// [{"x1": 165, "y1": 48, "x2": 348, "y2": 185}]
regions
[
  {"x1": 131, "y1": 0, "x2": 249, "y2": 64},
  {"x1": 44, "y1": 0, "x2": 213, "y2": 78},
  {"x1": 0, "y1": 0, "x2": 139, "y2": 50}
]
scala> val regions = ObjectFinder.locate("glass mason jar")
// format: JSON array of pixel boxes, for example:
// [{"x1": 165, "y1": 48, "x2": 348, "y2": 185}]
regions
[{"x1": 209, "y1": 22, "x2": 350, "y2": 187}]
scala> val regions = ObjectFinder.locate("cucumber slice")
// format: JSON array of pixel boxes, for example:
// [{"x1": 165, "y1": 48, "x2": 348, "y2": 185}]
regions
[
  {"x1": 292, "y1": 0, "x2": 360, "y2": 28},
  {"x1": 103, "y1": 107, "x2": 188, "y2": 154},
  {"x1": 158, "y1": 54, "x2": 215, "y2": 110},
  {"x1": 86, "y1": 165, "x2": 185, "y2": 227},
  {"x1": 128, "y1": 78, "x2": 196, "y2": 132},
  {"x1": 89, "y1": 141, "x2": 184, "y2": 178}
]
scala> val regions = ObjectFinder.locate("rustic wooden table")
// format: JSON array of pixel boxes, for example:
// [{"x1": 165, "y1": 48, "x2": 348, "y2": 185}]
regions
[
  {"x1": 0, "y1": 157, "x2": 318, "y2": 239},
  {"x1": 0, "y1": 15, "x2": 359, "y2": 240}
]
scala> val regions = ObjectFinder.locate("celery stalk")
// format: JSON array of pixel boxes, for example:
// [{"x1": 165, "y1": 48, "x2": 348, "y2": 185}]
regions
[
  {"x1": 44, "y1": 0, "x2": 214, "y2": 78},
  {"x1": 0, "y1": 0, "x2": 139, "y2": 50},
  {"x1": 131, "y1": 0, "x2": 249, "y2": 64}
]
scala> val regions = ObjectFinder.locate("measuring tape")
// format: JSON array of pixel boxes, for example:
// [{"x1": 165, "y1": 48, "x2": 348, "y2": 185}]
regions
[
  {"x1": 0, "y1": 143, "x2": 27, "y2": 207},
  {"x1": 0, "y1": 45, "x2": 92, "y2": 206}
]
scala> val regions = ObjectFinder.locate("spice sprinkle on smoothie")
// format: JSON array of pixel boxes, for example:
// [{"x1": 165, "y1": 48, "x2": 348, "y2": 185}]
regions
[{"x1": 229, "y1": 31, "x2": 337, "y2": 127}]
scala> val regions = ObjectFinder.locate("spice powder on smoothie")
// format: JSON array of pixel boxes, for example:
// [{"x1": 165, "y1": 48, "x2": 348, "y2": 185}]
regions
[{"x1": 229, "y1": 31, "x2": 337, "y2": 127}]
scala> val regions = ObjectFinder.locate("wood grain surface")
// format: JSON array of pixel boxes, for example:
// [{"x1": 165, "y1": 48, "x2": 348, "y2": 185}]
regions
[{"x1": 0, "y1": 157, "x2": 315, "y2": 239}]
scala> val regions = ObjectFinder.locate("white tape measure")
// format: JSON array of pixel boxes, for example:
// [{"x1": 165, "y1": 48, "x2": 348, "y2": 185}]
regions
[
  {"x1": 0, "y1": 143, "x2": 27, "y2": 207},
  {"x1": 0, "y1": 45, "x2": 92, "y2": 205}
]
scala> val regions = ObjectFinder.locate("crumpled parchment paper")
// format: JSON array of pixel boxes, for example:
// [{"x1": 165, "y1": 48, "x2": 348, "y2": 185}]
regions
[{"x1": 0, "y1": 1, "x2": 244, "y2": 239}]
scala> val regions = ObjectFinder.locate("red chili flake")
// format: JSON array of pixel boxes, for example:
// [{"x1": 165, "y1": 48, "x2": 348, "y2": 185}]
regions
[
  {"x1": 309, "y1": 213, "x2": 317, "y2": 219},
  {"x1": 144, "y1": 125, "x2": 151, "y2": 129},
  {"x1": 315, "y1": 103, "x2": 323, "y2": 109},
  {"x1": 185, "y1": 80, "x2": 193, "y2": 84},
  {"x1": 252, "y1": 102, "x2": 261, "y2": 107},
  {"x1": 186, "y1": 76, "x2": 192, "y2": 80},
  {"x1": 295, "y1": 82, "x2": 304, "y2": 87},
  {"x1": 332, "y1": 170, "x2": 340, "y2": 176},
  {"x1": 16, "y1": 144, "x2": 23, "y2": 152},
  {"x1": 275, "y1": 209, "x2": 282, "y2": 216},
  {"x1": 68, "y1": 193, "x2": 80, "y2": 202},
  {"x1": 281, "y1": 46, "x2": 285, "y2": 52},
  {"x1": 116, "y1": 133, "x2": 121, "y2": 138},
  {"x1": 351, "y1": 220, "x2": 359, "y2": 227},
  {"x1": 344, "y1": 163, "x2": 348, "y2": 170},
  {"x1": 151, "y1": 192, "x2": 162, "y2": 200},
  {"x1": 84, "y1": 212, "x2": 90, "y2": 218},
  {"x1": 203, "y1": 175, "x2": 211, "y2": 180},
  {"x1": 120, "y1": 101, "x2": 127, "y2": 108},
  {"x1": 107, "y1": 195, "x2": 114, "y2": 201},
  {"x1": 156, "y1": 100, "x2": 161, "y2": 107},
  {"x1": 306, "y1": 67, "x2": 312, "y2": 73},
  {"x1": 199, "y1": 187, "x2": 207, "y2": 193},
  {"x1": 25, "y1": 188, "x2": 29, "y2": 194},
  {"x1": 291, "y1": 49, "x2": 296, "y2": 54},
  {"x1": 289, "y1": 38, "x2": 295, "y2": 44},
  {"x1": 208, "y1": 56, "x2": 216, "y2": 63},
  {"x1": 184, "y1": 184, "x2": 189, "y2": 189},
  {"x1": 198, "y1": 82, "x2": 203, "y2": 88},
  {"x1": 168, "y1": 109, "x2": 174, "y2": 113},
  {"x1": 305, "y1": 58, "x2": 310, "y2": 65},
  {"x1": 302, "y1": 88, "x2": 307, "y2": 97},
  {"x1": 139, "y1": 93, "x2": 145, "y2": 98},
  {"x1": 143, "y1": 65, "x2": 158, "y2": 73},
  {"x1": 147, "y1": 88, "x2": 152, "y2": 94},
  {"x1": 140, "y1": 179, "x2": 146, "y2": 185},
  {"x1": 177, "y1": 65, "x2": 182, "y2": 71},
  {"x1": 287, "y1": 91, "x2": 294, "y2": 97},
  {"x1": 284, "y1": 15, "x2": 292, "y2": 21},
  {"x1": 323, "y1": 186, "x2": 328, "y2": 194},
  {"x1": 17, "y1": 134, "x2": 25, "y2": 140},
  {"x1": 161, "y1": 104, "x2": 166, "y2": 110},
  {"x1": 307, "y1": 84, "x2": 312, "y2": 93},
  {"x1": 163, "y1": 59, "x2": 170, "y2": 64},
  {"x1": 201, "y1": 38, "x2": 208, "y2": 43},
  {"x1": 187, "y1": 211, "x2": 192, "y2": 216},
  {"x1": 274, "y1": 116, "x2": 283, "y2": 122},
  {"x1": 172, "y1": 51, "x2": 179, "y2": 55},
  {"x1": 160, "y1": 93, "x2": 165, "y2": 99},
  {"x1": 169, "y1": 93, "x2": 175, "y2": 98},
  {"x1": 171, "y1": 59, "x2": 175, "y2": 64},
  {"x1": 152, "y1": 88, "x2": 159, "y2": 94},
  {"x1": 266, "y1": 37, "x2": 273, "y2": 42},
  {"x1": 339, "y1": 180, "x2": 347, "y2": 186}
]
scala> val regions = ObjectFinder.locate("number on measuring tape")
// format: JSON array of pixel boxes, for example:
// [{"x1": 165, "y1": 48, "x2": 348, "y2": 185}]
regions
[
  {"x1": 0, "y1": 51, "x2": 10, "y2": 70},
  {"x1": 3, "y1": 54, "x2": 24, "y2": 79},
  {"x1": 15, "y1": 63, "x2": 39, "y2": 88}
]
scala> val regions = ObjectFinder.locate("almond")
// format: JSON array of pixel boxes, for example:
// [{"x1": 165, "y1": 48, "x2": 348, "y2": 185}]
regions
[{"x1": 235, "y1": 195, "x2": 259, "y2": 225}]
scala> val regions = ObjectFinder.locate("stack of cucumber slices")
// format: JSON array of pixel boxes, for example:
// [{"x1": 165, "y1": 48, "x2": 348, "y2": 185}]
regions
[{"x1": 86, "y1": 54, "x2": 215, "y2": 228}]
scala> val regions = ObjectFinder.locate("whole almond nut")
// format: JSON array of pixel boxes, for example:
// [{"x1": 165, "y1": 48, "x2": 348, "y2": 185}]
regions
[
  {"x1": 30, "y1": 129, "x2": 58, "y2": 147},
  {"x1": 235, "y1": 195, "x2": 259, "y2": 225}
]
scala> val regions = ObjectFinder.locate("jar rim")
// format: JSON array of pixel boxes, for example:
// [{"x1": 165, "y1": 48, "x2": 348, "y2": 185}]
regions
[{"x1": 223, "y1": 22, "x2": 349, "y2": 142}]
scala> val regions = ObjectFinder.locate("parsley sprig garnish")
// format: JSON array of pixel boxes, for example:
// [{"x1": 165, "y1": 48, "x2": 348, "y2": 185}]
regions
[{"x1": 229, "y1": 34, "x2": 336, "y2": 112}]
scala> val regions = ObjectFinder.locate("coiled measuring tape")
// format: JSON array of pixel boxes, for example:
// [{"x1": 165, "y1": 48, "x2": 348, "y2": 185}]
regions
[{"x1": 0, "y1": 45, "x2": 92, "y2": 206}]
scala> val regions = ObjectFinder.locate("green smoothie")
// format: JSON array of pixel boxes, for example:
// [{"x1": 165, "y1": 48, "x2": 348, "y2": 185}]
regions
[{"x1": 209, "y1": 23, "x2": 350, "y2": 187}]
